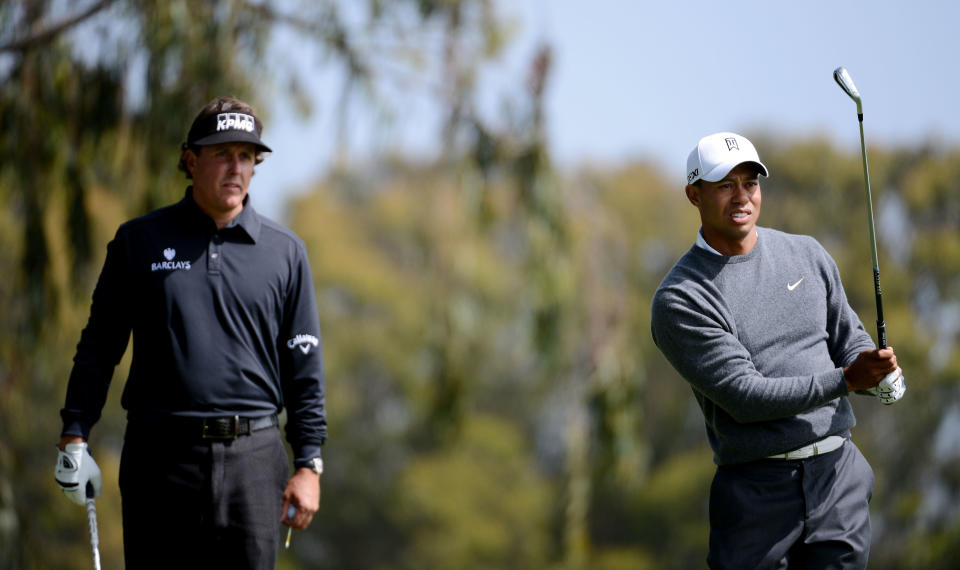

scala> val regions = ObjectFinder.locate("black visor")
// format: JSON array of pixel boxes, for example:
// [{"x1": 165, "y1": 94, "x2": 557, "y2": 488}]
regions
[{"x1": 185, "y1": 112, "x2": 272, "y2": 153}]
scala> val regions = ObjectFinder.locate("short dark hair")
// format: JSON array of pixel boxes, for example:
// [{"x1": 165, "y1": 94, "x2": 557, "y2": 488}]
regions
[{"x1": 178, "y1": 96, "x2": 267, "y2": 179}]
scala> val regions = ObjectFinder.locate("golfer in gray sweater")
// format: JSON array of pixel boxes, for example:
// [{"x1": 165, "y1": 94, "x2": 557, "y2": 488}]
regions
[{"x1": 651, "y1": 132, "x2": 903, "y2": 569}]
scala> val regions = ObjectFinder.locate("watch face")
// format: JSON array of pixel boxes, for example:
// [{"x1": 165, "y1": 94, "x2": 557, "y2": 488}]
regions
[{"x1": 311, "y1": 458, "x2": 323, "y2": 474}]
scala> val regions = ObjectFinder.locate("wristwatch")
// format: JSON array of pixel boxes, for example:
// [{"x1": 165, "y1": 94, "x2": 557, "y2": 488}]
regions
[{"x1": 308, "y1": 457, "x2": 324, "y2": 475}]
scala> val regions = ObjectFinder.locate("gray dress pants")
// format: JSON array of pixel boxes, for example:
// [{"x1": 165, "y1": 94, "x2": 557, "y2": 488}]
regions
[
  {"x1": 119, "y1": 420, "x2": 289, "y2": 569},
  {"x1": 708, "y1": 440, "x2": 874, "y2": 570}
]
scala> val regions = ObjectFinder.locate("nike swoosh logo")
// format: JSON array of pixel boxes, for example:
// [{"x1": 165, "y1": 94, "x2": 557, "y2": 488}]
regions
[{"x1": 787, "y1": 278, "x2": 804, "y2": 291}]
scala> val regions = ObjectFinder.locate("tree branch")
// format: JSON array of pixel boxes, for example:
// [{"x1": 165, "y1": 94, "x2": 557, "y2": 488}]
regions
[{"x1": 0, "y1": 0, "x2": 113, "y2": 54}]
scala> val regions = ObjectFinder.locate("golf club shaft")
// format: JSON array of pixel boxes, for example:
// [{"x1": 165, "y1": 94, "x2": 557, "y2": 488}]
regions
[{"x1": 855, "y1": 112, "x2": 887, "y2": 349}]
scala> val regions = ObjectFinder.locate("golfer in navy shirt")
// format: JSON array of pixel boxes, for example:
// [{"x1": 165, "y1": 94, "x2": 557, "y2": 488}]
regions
[{"x1": 55, "y1": 96, "x2": 326, "y2": 568}]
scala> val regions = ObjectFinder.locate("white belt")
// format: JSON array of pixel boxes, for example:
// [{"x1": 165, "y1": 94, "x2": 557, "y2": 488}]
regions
[{"x1": 766, "y1": 435, "x2": 846, "y2": 460}]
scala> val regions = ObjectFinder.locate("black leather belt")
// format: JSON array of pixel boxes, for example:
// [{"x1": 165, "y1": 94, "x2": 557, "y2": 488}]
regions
[
  {"x1": 200, "y1": 415, "x2": 278, "y2": 439},
  {"x1": 126, "y1": 414, "x2": 279, "y2": 440}
]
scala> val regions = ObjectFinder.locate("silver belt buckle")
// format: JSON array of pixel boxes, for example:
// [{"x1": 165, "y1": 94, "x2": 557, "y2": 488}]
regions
[{"x1": 201, "y1": 416, "x2": 241, "y2": 439}]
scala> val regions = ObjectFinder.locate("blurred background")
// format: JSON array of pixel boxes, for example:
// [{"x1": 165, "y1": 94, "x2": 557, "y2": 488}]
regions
[{"x1": 1, "y1": 1, "x2": 958, "y2": 568}]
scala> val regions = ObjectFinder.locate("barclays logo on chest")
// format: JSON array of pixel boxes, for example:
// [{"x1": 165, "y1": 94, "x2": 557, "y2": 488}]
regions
[{"x1": 151, "y1": 247, "x2": 192, "y2": 272}]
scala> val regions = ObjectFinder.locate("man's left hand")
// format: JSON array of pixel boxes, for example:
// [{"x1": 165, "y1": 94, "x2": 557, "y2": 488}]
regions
[
  {"x1": 875, "y1": 367, "x2": 906, "y2": 404},
  {"x1": 281, "y1": 468, "x2": 321, "y2": 530}
]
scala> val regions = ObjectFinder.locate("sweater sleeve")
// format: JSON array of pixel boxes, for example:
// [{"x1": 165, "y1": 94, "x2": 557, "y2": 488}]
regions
[
  {"x1": 818, "y1": 242, "x2": 878, "y2": 365},
  {"x1": 651, "y1": 283, "x2": 849, "y2": 424}
]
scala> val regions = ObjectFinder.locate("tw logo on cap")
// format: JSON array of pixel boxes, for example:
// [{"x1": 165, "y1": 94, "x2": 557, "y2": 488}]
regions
[
  {"x1": 685, "y1": 132, "x2": 769, "y2": 186},
  {"x1": 216, "y1": 113, "x2": 255, "y2": 133}
]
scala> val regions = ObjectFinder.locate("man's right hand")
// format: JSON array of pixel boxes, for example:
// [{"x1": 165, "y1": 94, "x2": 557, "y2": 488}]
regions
[
  {"x1": 843, "y1": 347, "x2": 898, "y2": 392},
  {"x1": 54, "y1": 439, "x2": 102, "y2": 505}
]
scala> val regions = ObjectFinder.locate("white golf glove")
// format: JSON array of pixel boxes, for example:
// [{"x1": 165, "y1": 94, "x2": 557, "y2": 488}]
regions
[
  {"x1": 55, "y1": 442, "x2": 102, "y2": 505},
  {"x1": 860, "y1": 367, "x2": 906, "y2": 405}
]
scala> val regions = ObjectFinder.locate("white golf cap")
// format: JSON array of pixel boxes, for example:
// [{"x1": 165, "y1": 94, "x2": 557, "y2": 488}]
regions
[{"x1": 686, "y1": 132, "x2": 769, "y2": 185}]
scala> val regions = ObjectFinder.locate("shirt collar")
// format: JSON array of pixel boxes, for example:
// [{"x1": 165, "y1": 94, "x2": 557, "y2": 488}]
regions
[
  {"x1": 224, "y1": 196, "x2": 261, "y2": 243},
  {"x1": 181, "y1": 187, "x2": 262, "y2": 243},
  {"x1": 694, "y1": 227, "x2": 759, "y2": 256},
  {"x1": 694, "y1": 228, "x2": 724, "y2": 256}
]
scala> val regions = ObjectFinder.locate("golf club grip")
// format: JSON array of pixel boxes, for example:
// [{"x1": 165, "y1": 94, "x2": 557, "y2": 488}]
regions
[
  {"x1": 85, "y1": 483, "x2": 102, "y2": 570},
  {"x1": 874, "y1": 269, "x2": 886, "y2": 349},
  {"x1": 86, "y1": 498, "x2": 102, "y2": 570}
]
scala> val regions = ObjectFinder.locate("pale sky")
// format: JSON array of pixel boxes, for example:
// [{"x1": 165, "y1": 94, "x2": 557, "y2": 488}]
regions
[{"x1": 253, "y1": 0, "x2": 960, "y2": 221}]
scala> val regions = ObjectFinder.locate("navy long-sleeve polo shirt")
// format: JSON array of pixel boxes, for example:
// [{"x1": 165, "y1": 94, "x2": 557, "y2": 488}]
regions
[{"x1": 61, "y1": 188, "x2": 327, "y2": 466}]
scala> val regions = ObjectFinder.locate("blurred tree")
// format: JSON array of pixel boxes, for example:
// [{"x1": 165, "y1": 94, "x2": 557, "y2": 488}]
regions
[{"x1": 395, "y1": 414, "x2": 551, "y2": 569}]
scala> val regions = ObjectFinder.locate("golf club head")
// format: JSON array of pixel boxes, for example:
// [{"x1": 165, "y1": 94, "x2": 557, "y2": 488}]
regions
[{"x1": 833, "y1": 67, "x2": 862, "y2": 113}]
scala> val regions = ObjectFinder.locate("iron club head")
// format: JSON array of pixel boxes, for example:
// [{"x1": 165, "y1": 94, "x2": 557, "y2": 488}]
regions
[{"x1": 833, "y1": 67, "x2": 862, "y2": 114}]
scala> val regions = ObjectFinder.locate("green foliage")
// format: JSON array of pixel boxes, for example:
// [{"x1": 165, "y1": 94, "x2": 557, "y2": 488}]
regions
[{"x1": 395, "y1": 414, "x2": 551, "y2": 569}]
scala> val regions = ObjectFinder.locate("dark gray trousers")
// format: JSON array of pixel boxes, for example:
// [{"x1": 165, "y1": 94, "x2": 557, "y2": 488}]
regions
[
  {"x1": 708, "y1": 440, "x2": 874, "y2": 570},
  {"x1": 119, "y1": 422, "x2": 289, "y2": 569}
]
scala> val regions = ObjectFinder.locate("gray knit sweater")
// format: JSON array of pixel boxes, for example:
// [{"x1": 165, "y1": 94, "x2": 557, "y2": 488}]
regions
[{"x1": 650, "y1": 227, "x2": 875, "y2": 465}]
